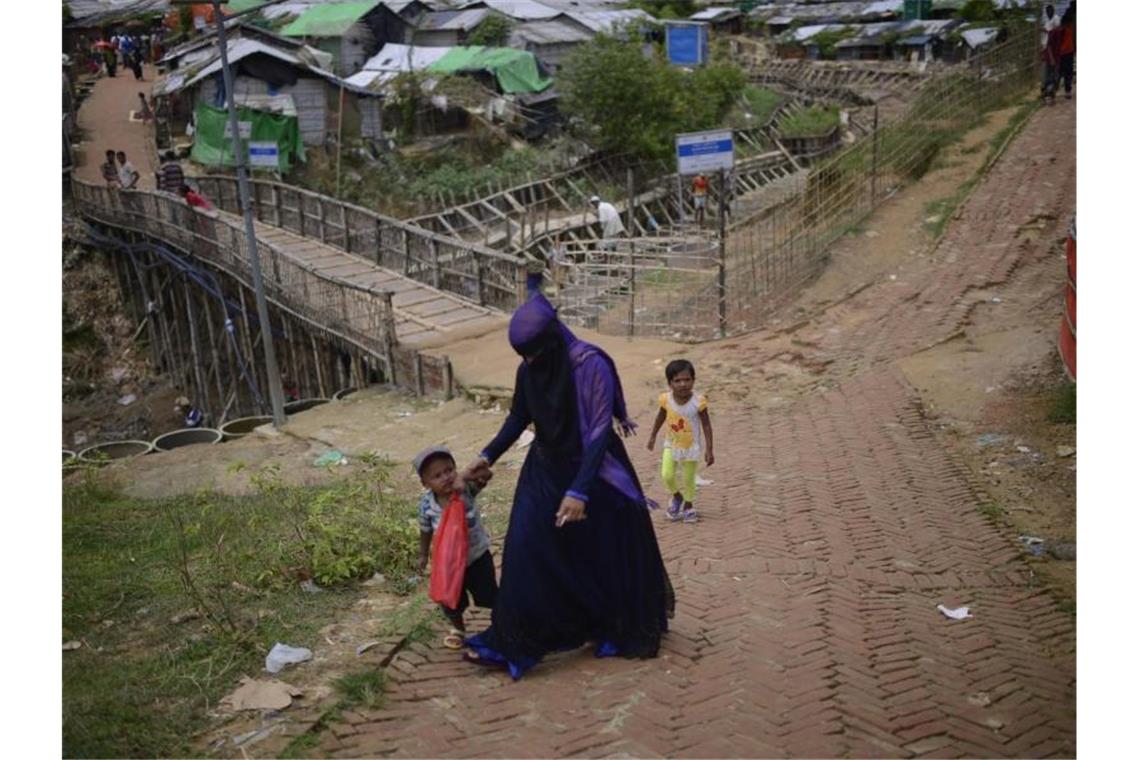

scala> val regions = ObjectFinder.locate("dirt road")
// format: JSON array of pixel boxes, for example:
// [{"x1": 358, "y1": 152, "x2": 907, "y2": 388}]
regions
[{"x1": 306, "y1": 100, "x2": 1076, "y2": 758}]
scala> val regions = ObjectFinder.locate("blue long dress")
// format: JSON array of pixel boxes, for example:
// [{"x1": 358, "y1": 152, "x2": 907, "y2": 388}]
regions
[{"x1": 466, "y1": 295, "x2": 674, "y2": 679}]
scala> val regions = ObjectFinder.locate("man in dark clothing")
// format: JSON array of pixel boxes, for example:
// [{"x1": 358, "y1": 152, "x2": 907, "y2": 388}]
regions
[
  {"x1": 101, "y1": 149, "x2": 121, "y2": 187},
  {"x1": 1059, "y1": 6, "x2": 1075, "y2": 98},
  {"x1": 156, "y1": 152, "x2": 185, "y2": 194}
]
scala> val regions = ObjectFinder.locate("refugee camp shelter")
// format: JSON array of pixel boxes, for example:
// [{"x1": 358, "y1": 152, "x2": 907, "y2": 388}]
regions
[
  {"x1": 154, "y1": 30, "x2": 379, "y2": 161},
  {"x1": 412, "y1": 9, "x2": 494, "y2": 47},
  {"x1": 278, "y1": 0, "x2": 392, "y2": 76},
  {"x1": 507, "y1": 18, "x2": 592, "y2": 71},
  {"x1": 689, "y1": 8, "x2": 744, "y2": 36}
]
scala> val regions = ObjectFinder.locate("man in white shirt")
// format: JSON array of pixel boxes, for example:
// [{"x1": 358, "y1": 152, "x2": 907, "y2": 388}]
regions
[
  {"x1": 590, "y1": 196, "x2": 625, "y2": 249},
  {"x1": 116, "y1": 151, "x2": 140, "y2": 190},
  {"x1": 1041, "y1": 4, "x2": 1060, "y2": 47}
]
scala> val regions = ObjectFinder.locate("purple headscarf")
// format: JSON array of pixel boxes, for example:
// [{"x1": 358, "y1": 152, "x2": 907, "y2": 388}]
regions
[{"x1": 508, "y1": 294, "x2": 636, "y2": 436}]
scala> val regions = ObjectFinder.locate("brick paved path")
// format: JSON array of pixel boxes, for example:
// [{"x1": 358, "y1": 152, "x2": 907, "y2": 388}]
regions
[{"x1": 319, "y1": 102, "x2": 1076, "y2": 758}]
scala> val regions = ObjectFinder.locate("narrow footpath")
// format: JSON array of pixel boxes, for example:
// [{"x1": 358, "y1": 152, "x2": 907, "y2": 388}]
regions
[{"x1": 74, "y1": 64, "x2": 160, "y2": 188}]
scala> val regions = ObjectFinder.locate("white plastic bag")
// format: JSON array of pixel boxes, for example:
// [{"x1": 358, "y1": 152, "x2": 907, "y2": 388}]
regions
[{"x1": 265, "y1": 642, "x2": 312, "y2": 674}]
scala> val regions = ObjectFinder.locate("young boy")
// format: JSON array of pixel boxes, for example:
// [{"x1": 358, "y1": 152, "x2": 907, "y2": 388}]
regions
[
  {"x1": 647, "y1": 359, "x2": 714, "y2": 523},
  {"x1": 413, "y1": 445, "x2": 497, "y2": 649}
]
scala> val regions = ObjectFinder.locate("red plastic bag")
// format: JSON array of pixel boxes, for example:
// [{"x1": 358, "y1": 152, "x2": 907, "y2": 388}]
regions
[{"x1": 428, "y1": 492, "x2": 468, "y2": 610}]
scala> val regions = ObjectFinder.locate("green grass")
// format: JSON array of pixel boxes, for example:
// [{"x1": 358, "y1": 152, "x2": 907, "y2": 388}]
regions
[
  {"x1": 333, "y1": 669, "x2": 387, "y2": 710},
  {"x1": 987, "y1": 98, "x2": 1039, "y2": 159},
  {"x1": 923, "y1": 196, "x2": 960, "y2": 239},
  {"x1": 742, "y1": 86, "x2": 783, "y2": 125},
  {"x1": 62, "y1": 462, "x2": 421, "y2": 758},
  {"x1": 977, "y1": 502, "x2": 1005, "y2": 520},
  {"x1": 1047, "y1": 382, "x2": 1076, "y2": 424},
  {"x1": 777, "y1": 105, "x2": 840, "y2": 138},
  {"x1": 922, "y1": 98, "x2": 1040, "y2": 240}
]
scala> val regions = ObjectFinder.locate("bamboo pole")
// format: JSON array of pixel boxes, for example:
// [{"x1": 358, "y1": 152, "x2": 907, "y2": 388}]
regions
[{"x1": 182, "y1": 277, "x2": 209, "y2": 414}]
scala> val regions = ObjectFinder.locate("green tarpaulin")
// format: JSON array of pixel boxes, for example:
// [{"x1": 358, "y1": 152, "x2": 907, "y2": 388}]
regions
[
  {"x1": 191, "y1": 102, "x2": 304, "y2": 173},
  {"x1": 223, "y1": 0, "x2": 274, "y2": 13},
  {"x1": 279, "y1": 0, "x2": 381, "y2": 37},
  {"x1": 427, "y1": 46, "x2": 553, "y2": 95}
]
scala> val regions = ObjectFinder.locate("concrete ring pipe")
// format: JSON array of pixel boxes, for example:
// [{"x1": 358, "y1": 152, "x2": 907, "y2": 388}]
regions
[
  {"x1": 153, "y1": 428, "x2": 224, "y2": 451},
  {"x1": 220, "y1": 416, "x2": 274, "y2": 441},
  {"x1": 78, "y1": 440, "x2": 154, "y2": 465}
]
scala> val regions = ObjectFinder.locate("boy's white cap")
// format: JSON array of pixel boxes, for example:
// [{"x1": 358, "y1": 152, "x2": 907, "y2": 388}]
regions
[
  {"x1": 589, "y1": 195, "x2": 600, "y2": 204},
  {"x1": 412, "y1": 445, "x2": 453, "y2": 476}
]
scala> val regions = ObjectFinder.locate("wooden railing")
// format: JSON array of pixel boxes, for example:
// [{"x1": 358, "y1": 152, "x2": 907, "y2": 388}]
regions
[
  {"x1": 72, "y1": 179, "x2": 405, "y2": 382},
  {"x1": 193, "y1": 175, "x2": 527, "y2": 312}
]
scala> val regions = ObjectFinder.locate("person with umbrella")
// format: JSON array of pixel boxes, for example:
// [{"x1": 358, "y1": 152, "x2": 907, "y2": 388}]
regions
[{"x1": 94, "y1": 40, "x2": 116, "y2": 77}]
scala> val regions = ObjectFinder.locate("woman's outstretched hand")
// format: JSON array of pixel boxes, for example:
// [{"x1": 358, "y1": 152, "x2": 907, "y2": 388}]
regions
[{"x1": 555, "y1": 495, "x2": 587, "y2": 527}]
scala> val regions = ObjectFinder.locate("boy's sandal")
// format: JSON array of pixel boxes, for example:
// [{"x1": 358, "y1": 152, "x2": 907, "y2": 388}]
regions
[{"x1": 443, "y1": 628, "x2": 465, "y2": 650}]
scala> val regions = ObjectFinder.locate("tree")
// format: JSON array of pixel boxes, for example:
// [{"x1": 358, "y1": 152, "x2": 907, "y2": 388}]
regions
[
  {"x1": 958, "y1": 0, "x2": 997, "y2": 23},
  {"x1": 467, "y1": 14, "x2": 513, "y2": 47},
  {"x1": 560, "y1": 35, "x2": 745, "y2": 159}
]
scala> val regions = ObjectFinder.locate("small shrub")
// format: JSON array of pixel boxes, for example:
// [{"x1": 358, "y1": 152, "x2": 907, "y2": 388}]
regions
[
  {"x1": 977, "y1": 502, "x2": 1004, "y2": 520},
  {"x1": 1047, "y1": 383, "x2": 1076, "y2": 424},
  {"x1": 778, "y1": 105, "x2": 840, "y2": 138},
  {"x1": 333, "y1": 669, "x2": 387, "y2": 709}
]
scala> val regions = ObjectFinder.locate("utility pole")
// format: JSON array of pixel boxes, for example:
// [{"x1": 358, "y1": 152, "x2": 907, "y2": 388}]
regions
[
  {"x1": 181, "y1": 0, "x2": 287, "y2": 425},
  {"x1": 717, "y1": 168, "x2": 727, "y2": 338}
]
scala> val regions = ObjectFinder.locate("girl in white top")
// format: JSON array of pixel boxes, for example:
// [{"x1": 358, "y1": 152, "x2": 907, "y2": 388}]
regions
[{"x1": 647, "y1": 359, "x2": 715, "y2": 523}]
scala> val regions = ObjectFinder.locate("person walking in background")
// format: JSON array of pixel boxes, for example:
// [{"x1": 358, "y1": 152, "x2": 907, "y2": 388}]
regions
[
  {"x1": 1040, "y1": 4, "x2": 1061, "y2": 102},
  {"x1": 137, "y1": 93, "x2": 154, "y2": 122},
  {"x1": 590, "y1": 195, "x2": 624, "y2": 250},
  {"x1": 102, "y1": 44, "x2": 117, "y2": 77},
  {"x1": 691, "y1": 173, "x2": 709, "y2": 227},
  {"x1": 1040, "y1": 4, "x2": 1060, "y2": 47},
  {"x1": 156, "y1": 152, "x2": 185, "y2": 194},
  {"x1": 1059, "y1": 5, "x2": 1076, "y2": 99},
  {"x1": 1042, "y1": 19, "x2": 1063, "y2": 105}
]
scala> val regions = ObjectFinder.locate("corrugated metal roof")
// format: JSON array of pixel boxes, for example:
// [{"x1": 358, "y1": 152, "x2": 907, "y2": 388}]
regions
[
  {"x1": 280, "y1": 0, "x2": 382, "y2": 38},
  {"x1": 360, "y1": 42, "x2": 452, "y2": 72},
  {"x1": 753, "y1": 2, "x2": 903, "y2": 24},
  {"x1": 154, "y1": 38, "x2": 345, "y2": 96},
  {"x1": 790, "y1": 24, "x2": 836, "y2": 43},
  {"x1": 416, "y1": 8, "x2": 490, "y2": 32},
  {"x1": 563, "y1": 9, "x2": 652, "y2": 33},
  {"x1": 67, "y1": 0, "x2": 169, "y2": 26},
  {"x1": 898, "y1": 18, "x2": 958, "y2": 35},
  {"x1": 163, "y1": 20, "x2": 319, "y2": 63},
  {"x1": 690, "y1": 8, "x2": 742, "y2": 23},
  {"x1": 462, "y1": 0, "x2": 561, "y2": 22},
  {"x1": 510, "y1": 20, "x2": 592, "y2": 46},
  {"x1": 961, "y1": 27, "x2": 999, "y2": 48},
  {"x1": 833, "y1": 21, "x2": 905, "y2": 46},
  {"x1": 261, "y1": 2, "x2": 316, "y2": 20},
  {"x1": 346, "y1": 43, "x2": 452, "y2": 91}
]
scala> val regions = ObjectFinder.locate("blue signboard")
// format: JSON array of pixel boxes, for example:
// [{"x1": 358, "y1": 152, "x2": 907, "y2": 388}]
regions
[
  {"x1": 676, "y1": 129, "x2": 735, "y2": 174},
  {"x1": 666, "y1": 22, "x2": 708, "y2": 66}
]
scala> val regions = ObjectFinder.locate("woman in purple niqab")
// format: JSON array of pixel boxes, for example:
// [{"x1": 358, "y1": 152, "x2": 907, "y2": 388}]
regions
[{"x1": 461, "y1": 294, "x2": 674, "y2": 679}]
